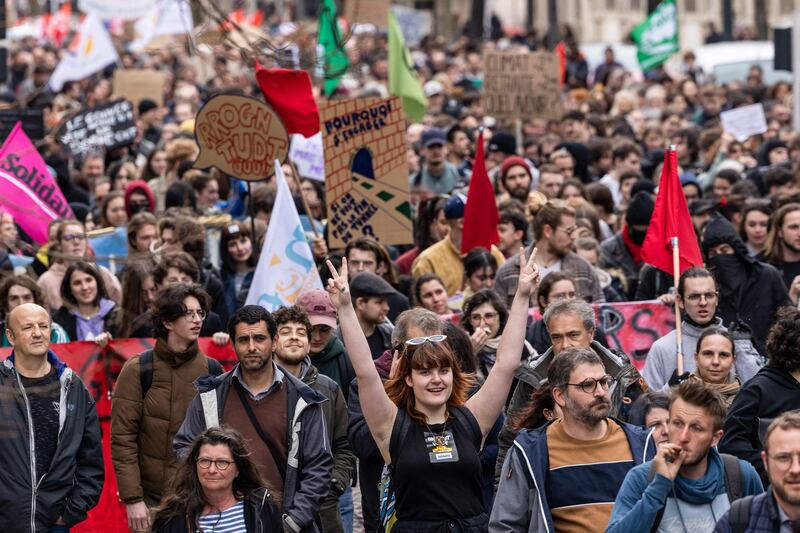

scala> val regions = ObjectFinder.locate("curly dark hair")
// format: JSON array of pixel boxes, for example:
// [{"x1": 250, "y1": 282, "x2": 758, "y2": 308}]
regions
[
  {"x1": 461, "y1": 289, "x2": 508, "y2": 335},
  {"x1": 151, "y1": 426, "x2": 270, "y2": 531},
  {"x1": 273, "y1": 306, "x2": 312, "y2": 339},
  {"x1": 152, "y1": 252, "x2": 200, "y2": 286},
  {"x1": 227, "y1": 304, "x2": 277, "y2": 339},
  {"x1": 766, "y1": 306, "x2": 800, "y2": 373},
  {"x1": 151, "y1": 284, "x2": 210, "y2": 340}
]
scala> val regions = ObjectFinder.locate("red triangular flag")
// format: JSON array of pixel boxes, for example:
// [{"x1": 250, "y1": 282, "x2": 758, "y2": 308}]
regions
[
  {"x1": 641, "y1": 149, "x2": 704, "y2": 276},
  {"x1": 461, "y1": 130, "x2": 500, "y2": 254},
  {"x1": 255, "y1": 62, "x2": 320, "y2": 138}
]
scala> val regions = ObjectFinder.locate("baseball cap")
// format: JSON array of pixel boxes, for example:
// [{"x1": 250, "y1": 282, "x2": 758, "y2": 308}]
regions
[
  {"x1": 424, "y1": 80, "x2": 444, "y2": 97},
  {"x1": 295, "y1": 289, "x2": 337, "y2": 329},
  {"x1": 443, "y1": 193, "x2": 467, "y2": 220},
  {"x1": 350, "y1": 272, "x2": 397, "y2": 300},
  {"x1": 421, "y1": 127, "x2": 447, "y2": 148}
]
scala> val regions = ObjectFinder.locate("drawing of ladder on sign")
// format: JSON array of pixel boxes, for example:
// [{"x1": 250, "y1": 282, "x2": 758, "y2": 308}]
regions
[{"x1": 348, "y1": 147, "x2": 413, "y2": 232}]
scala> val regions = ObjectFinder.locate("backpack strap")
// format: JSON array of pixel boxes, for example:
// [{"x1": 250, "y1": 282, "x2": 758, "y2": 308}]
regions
[
  {"x1": 138, "y1": 350, "x2": 155, "y2": 398},
  {"x1": 206, "y1": 356, "x2": 224, "y2": 376},
  {"x1": 721, "y1": 453, "x2": 743, "y2": 503},
  {"x1": 450, "y1": 405, "x2": 483, "y2": 449},
  {"x1": 727, "y1": 494, "x2": 754, "y2": 533},
  {"x1": 389, "y1": 409, "x2": 412, "y2": 465}
]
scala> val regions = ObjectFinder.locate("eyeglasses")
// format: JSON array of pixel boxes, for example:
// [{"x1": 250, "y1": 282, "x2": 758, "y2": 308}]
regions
[
  {"x1": 62, "y1": 233, "x2": 86, "y2": 242},
  {"x1": 767, "y1": 452, "x2": 800, "y2": 469},
  {"x1": 183, "y1": 309, "x2": 207, "y2": 321},
  {"x1": 197, "y1": 458, "x2": 234, "y2": 470},
  {"x1": 405, "y1": 335, "x2": 447, "y2": 346},
  {"x1": 567, "y1": 375, "x2": 615, "y2": 394},
  {"x1": 685, "y1": 292, "x2": 718, "y2": 303},
  {"x1": 469, "y1": 312, "x2": 498, "y2": 323},
  {"x1": 558, "y1": 225, "x2": 577, "y2": 235}
]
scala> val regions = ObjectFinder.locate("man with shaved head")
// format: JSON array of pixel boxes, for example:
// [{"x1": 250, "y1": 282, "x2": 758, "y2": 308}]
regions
[{"x1": 0, "y1": 303, "x2": 104, "y2": 532}]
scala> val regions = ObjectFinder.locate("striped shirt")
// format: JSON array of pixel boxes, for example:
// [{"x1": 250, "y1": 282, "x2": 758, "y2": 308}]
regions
[
  {"x1": 198, "y1": 501, "x2": 246, "y2": 533},
  {"x1": 547, "y1": 419, "x2": 633, "y2": 533}
]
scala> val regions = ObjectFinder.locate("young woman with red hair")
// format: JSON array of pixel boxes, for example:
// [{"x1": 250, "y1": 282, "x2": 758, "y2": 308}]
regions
[{"x1": 326, "y1": 247, "x2": 539, "y2": 532}]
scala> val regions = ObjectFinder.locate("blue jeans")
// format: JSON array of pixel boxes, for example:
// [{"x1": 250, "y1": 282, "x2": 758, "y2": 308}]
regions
[{"x1": 339, "y1": 486, "x2": 354, "y2": 533}]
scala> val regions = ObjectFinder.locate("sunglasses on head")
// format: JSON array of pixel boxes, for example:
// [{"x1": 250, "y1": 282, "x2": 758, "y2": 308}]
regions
[{"x1": 405, "y1": 335, "x2": 447, "y2": 346}]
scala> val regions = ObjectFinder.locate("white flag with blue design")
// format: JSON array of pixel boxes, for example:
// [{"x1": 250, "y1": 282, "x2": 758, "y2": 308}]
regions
[{"x1": 245, "y1": 160, "x2": 324, "y2": 311}]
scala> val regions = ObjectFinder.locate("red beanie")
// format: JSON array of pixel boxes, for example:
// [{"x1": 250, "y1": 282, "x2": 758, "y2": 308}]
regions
[{"x1": 500, "y1": 156, "x2": 532, "y2": 182}]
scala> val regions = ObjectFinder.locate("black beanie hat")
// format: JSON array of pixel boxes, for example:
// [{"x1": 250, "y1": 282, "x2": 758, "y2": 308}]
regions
[{"x1": 626, "y1": 191, "x2": 655, "y2": 226}]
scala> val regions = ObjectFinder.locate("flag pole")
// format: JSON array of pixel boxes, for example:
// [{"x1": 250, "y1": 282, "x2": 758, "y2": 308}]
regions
[
  {"x1": 672, "y1": 236, "x2": 684, "y2": 375},
  {"x1": 287, "y1": 158, "x2": 322, "y2": 240}
]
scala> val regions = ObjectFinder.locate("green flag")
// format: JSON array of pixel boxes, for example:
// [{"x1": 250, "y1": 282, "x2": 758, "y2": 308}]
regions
[
  {"x1": 631, "y1": 0, "x2": 679, "y2": 71},
  {"x1": 318, "y1": 0, "x2": 349, "y2": 97},
  {"x1": 388, "y1": 10, "x2": 427, "y2": 122}
]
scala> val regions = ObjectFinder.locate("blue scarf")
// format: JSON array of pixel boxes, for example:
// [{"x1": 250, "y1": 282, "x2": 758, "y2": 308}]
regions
[{"x1": 672, "y1": 448, "x2": 725, "y2": 505}]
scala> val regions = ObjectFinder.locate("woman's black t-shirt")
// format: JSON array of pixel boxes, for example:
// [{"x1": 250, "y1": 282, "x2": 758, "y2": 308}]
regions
[{"x1": 390, "y1": 406, "x2": 485, "y2": 522}]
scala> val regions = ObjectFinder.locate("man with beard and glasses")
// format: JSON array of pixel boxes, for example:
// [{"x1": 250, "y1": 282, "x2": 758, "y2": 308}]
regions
[
  {"x1": 600, "y1": 191, "x2": 655, "y2": 299},
  {"x1": 701, "y1": 213, "x2": 791, "y2": 355},
  {"x1": 607, "y1": 381, "x2": 762, "y2": 533},
  {"x1": 715, "y1": 411, "x2": 800, "y2": 532},
  {"x1": 173, "y1": 305, "x2": 332, "y2": 533},
  {"x1": 272, "y1": 306, "x2": 355, "y2": 533},
  {"x1": 643, "y1": 267, "x2": 762, "y2": 390},
  {"x1": 491, "y1": 348, "x2": 656, "y2": 533}
]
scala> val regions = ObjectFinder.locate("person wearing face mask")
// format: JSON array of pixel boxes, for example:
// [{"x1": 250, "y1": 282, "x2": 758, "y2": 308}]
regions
[
  {"x1": 124, "y1": 180, "x2": 156, "y2": 218},
  {"x1": 701, "y1": 213, "x2": 791, "y2": 355},
  {"x1": 600, "y1": 191, "x2": 655, "y2": 300}
]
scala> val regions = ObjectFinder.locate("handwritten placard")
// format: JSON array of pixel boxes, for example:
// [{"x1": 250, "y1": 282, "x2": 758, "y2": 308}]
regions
[
  {"x1": 112, "y1": 69, "x2": 166, "y2": 107},
  {"x1": 483, "y1": 51, "x2": 563, "y2": 120},
  {"x1": 345, "y1": 0, "x2": 389, "y2": 27},
  {"x1": 720, "y1": 103, "x2": 768, "y2": 142},
  {"x1": 320, "y1": 96, "x2": 413, "y2": 247},
  {"x1": 193, "y1": 95, "x2": 289, "y2": 181},
  {"x1": 57, "y1": 100, "x2": 137, "y2": 157},
  {"x1": 289, "y1": 133, "x2": 325, "y2": 182}
]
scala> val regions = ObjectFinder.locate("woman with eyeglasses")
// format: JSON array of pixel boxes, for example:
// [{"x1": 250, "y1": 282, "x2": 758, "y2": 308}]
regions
[
  {"x1": 53, "y1": 261, "x2": 119, "y2": 348},
  {"x1": 461, "y1": 289, "x2": 536, "y2": 383},
  {"x1": 37, "y1": 219, "x2": 122, "y2": 312},
  {"x1": 326, "y1": 247, "x2": 539, "y2": 533},
  {"x1": 151, "y1": 426, "x2": 281, "y2": 533}
]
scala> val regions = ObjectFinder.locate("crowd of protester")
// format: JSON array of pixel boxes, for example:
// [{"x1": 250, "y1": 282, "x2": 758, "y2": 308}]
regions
[{"x1": 2, "y1": 5, "x2": 800, "y2": 533}]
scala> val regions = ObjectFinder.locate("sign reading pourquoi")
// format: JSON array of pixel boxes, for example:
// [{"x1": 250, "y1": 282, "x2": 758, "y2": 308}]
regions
[
  {"x1": 320, "y1": 96, "x2": 413, "y2": 248},
  {"x1": 193, "y1": 94, "x2": 289, "y2": 180}
]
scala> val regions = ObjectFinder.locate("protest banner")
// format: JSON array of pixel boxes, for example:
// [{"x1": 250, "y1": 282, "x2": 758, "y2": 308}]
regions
[
  {"x1": 0, "y1": 338, "x2": 237, "y2": 533},
  {"x1": 720, "y1": 103, "x2": 768, "y2": 142},
  {"x1": 391, "y1": 5, "x2": 432, "y2": 47},
  {"x1": 0, "y1": 122, "x2": 74, "y2": 243},
  {"x1": 87, "y1": 226, "x2": 128, "y2": 274},
  {"x1": 129, "y1": 0, "x2": 194, "y2": 52},
  {"x1": 344, "y1": 0, "x2": 389, "y2": 27},
  {"x1": 446, "y1": 300, "x2": 675, "y2": 372},
  {"x1": 320, "y1": 96, "x2": 413, "y2": 247},
  {"x1": 0, "y1": 108, "x2": 44, "y2": 140},
  {"x1": 194, "y1": 95, "x2": 289, "y2": 180},
  {"x1": 111, "y1": 69, "x2": 166, "y2": 107},
  {"x1": 78, "y1": 0, "x2": 157, "y2": 20},
  {"x1": 483, "y1": 51, "x2": 563, "y2": 121},
  {"x1": 57, "y1": 99, "x2": 138, "y2": 158},
  {"x1": 245, "y1": 161, "x2": 324, "y2": 311},
  {"x1": 289, "y1": 132, "x2": 325, "y2": 182}
]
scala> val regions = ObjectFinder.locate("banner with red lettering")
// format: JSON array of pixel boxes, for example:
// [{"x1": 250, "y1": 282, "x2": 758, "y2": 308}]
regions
[{"x1": 0, "y1": 338, "x2": 237, "y2": 533}]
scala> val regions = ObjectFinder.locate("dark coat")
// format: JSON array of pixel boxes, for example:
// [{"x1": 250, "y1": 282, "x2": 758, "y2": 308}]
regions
[{"x1": 151, "y1": 488, "x2": 282, "y2": 533}]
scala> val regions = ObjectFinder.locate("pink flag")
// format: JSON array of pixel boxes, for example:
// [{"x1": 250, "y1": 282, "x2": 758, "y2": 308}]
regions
[{"x1": 0, "y1": 122, "x2": 73, "y2": 243}]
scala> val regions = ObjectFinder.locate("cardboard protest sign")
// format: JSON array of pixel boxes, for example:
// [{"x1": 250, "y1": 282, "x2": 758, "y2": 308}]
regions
[
  {"x1": 111, "y1": 69, "x2": 166, "y2": 107},
  {"x1": 720, "y1": 103, "x2": 768, "y2": 142},
  {"x1": 290, "y1": 133, "x2": 325, "y2": 182},
  {"x1": 483, "y1": 51, "x2": 563, "y2": 121},
  {"x1": 0, "y1": 122, "x2": 74, "y2": 244},
  {"x1": 345, "y1": 0, "x2": 389, "y2": 27},
  {"x1": 0, "y1": 108, "x2": 44, "y2": 140},
  {"x1": 57, "y1": 100, "x2": 137, "y2": 157},
  {"x1": 194, "y1": 95, "x2": 289, "y2": 181},
  {"x1": 320, "y1": 96, "x2": 413, "y2": 247}
]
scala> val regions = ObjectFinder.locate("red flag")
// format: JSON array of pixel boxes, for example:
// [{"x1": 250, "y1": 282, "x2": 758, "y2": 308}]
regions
[
  {"x1": 255, "y1": 62, "x2": 320, "y2": 138},
  {"x1": 555, "y1": 42, "x2": 566, "y2": 86},
  {"x1": 641, "y1": 149, "x2": 704, "y2": 276},
  {"x1": 461, "y1": 130, "x2": 500, "y2": 254}
]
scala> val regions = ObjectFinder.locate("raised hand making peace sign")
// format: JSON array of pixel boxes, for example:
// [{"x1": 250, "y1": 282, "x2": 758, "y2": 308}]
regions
[
  {"x1": 517, "y1": 246, "x2": 540, "y2": 298},
  {"x1": 325, "y1": 258, "x2": 352, "y2": 309}
]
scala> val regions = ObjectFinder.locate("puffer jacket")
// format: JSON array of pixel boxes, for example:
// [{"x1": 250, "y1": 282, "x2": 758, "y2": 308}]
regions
[
  {"x1": 494, "y1": 340, "x2": 648, "y2": 489},
  {"x1": 173, "y1": 364, "x2": 333, "y2": 533},
  {"x1": 0, "y1": 351, "x2": 104, "y2": 532},
  {"x1": 111, "y1": 339, "x2": 217, "y2": 504}
]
